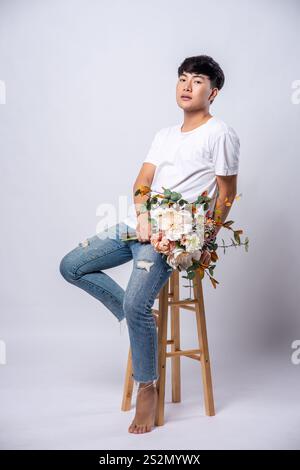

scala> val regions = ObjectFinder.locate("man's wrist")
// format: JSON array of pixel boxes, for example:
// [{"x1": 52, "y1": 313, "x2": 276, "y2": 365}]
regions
[
  {"x1": 136, "y1": 211, "x2": 151, "y2": 225},
  {"x1": 136, "y1": 208, "x2": 150, "y2": 217}
]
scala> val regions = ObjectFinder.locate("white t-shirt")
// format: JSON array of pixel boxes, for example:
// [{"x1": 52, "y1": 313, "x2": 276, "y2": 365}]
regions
[{"x1": 122, "y1": 115, "x2": 240, "y2": 230}]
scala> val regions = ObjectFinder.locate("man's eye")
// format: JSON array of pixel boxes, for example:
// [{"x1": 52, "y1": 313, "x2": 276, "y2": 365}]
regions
[
  {"x1": 195, "y1": 80, "x2": 202, "y2": 84},
  {"x1": 179, "y1": 78, "x2": 185, "y2": 81}
]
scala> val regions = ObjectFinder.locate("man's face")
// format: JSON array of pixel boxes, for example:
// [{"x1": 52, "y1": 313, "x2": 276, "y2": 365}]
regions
[{"x1": 176, "y1": 71, "x2": 218, "y2": 110}]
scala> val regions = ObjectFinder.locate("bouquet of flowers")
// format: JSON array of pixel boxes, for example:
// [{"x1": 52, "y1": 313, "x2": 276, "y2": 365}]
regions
[{"x1": 122, "y1": 185, "x2": 248, "y2": 289}]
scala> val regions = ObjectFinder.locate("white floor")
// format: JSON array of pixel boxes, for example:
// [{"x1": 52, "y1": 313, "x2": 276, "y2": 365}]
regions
[{"x1": 1, "y1": 326, "x2": 299, "y2": 450}]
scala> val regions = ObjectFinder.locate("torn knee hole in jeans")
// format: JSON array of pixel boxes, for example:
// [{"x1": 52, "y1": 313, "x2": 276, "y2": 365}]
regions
[
  {"x1": 79, "y1": 238, "x2": 90, "y2": 248},
  {"x1": 137, "y1": 260, "x2": 155, "y2": 272}
]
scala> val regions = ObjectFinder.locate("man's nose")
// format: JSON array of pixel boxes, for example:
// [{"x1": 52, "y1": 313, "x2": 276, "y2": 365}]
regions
[{"x1": 183, "y1": 83, "x2": 192, "y2": 91}]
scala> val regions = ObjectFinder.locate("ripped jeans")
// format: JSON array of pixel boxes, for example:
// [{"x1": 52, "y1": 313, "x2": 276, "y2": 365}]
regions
[{"x1": 59, "y1": 221, "x2": 174, "y2": 384}]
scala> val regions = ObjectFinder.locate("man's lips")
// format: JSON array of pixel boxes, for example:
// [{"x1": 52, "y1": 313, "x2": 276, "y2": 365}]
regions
[{"x1": 181, "y1": 95, "x2": 192, "y2": 100}]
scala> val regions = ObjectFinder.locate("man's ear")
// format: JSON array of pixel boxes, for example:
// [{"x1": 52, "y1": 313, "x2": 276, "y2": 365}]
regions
[{"x1": 209, "y1": 87, "x2": 219, "y2": 104}]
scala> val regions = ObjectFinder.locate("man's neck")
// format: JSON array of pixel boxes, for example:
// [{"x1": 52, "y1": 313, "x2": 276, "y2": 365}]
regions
[{"x1": 181, "y1": 110, "x2": 212, "y2": 132}]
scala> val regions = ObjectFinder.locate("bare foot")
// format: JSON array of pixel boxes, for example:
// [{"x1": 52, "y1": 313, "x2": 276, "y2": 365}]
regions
[{"x1": 128, "y1": 382, "x2": 158, "y2": 434}]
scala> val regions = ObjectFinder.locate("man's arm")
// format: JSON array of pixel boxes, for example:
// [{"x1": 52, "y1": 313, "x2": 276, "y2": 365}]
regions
[
  {"x1": 133, "y1": 162, "x2": 156, "y2": 216},
  {"x1": 132, "y1": 162, "x2": 156, "y2": 242},
  {"x1": 212, "y1": 174, "x2": 237, "y2": 237},
  {"x1": 200, "y1": 174, "x2": 237, "y2": 265}
]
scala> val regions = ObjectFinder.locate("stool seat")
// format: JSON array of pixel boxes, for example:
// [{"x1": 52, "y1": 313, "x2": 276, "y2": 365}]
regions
[{"x1": 121, "y1": 269, "x2": 215, "y2": 426}]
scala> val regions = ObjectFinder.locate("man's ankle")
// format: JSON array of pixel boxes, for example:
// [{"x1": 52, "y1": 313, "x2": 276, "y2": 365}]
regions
[{"x1": 139, "y1": 381, "x2": 154, "y2": 388}]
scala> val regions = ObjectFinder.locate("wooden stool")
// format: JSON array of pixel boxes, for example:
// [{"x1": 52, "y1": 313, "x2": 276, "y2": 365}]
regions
[{"x1": 121, "y1": 269, "x2": 215, "y2": 425}]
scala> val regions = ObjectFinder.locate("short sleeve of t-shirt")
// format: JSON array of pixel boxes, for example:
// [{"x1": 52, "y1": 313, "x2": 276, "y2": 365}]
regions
[
  {"x1": 143, "y1": 129, "x2": 163, "y2": 166},
  {"x1": 211, "y1": 130, "x2": 240, "y2": 176}
]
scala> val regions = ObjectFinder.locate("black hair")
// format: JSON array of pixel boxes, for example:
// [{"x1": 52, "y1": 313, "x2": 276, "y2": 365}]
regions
[{"x1": 177, "y1": 55, "x2": 225, "y2": 103}]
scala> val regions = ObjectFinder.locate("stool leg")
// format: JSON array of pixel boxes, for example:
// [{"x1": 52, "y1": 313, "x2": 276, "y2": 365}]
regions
[
  {"x1": 193, "y1": 271, "x2": 215, "y2": 416},
  {"x1": 121, "y1": 347, "x2": 134, "y2": 411},
  {"x1": 170, "y1": 270, "x2": 181, "y2": 403},
  {"x1": 155, "y1": 280, "x2": 169, "y2": 426}
]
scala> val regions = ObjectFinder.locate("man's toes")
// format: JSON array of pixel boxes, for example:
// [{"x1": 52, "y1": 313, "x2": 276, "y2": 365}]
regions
[
  {"x1": 128, "y1": 421, "x2": 136, "y2": 433},
  {"x1": 129, "y1": 421, "x2": 154, "y2": 434}
]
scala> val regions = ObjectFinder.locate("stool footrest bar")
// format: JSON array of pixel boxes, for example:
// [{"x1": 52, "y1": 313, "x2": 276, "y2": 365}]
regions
[
  {"x1": 168, "y1": 299, "x2": 197, "y2": 306},
  {"x1": 166, "y1": 348, "x2": 201, "y2": 357}
]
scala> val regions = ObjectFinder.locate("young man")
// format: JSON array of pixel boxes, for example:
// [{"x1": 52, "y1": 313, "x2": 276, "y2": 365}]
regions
[
  {"x1": 123, "y1": 55, "x2": 239, "y2": 251},
  {"x1": 59, "y1": 55, "x2": 240, "y2": 435}
]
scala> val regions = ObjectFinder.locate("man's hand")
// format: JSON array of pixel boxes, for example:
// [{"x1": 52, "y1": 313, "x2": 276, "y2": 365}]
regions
[{"x1": 136, "y1": 212, "x2": 152, "y2": 243}]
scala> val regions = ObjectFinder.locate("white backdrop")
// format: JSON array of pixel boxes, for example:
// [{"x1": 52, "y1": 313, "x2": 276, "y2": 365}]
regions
[{"x1": 1, "y1": 0, "x2": 299, "y2": 450}]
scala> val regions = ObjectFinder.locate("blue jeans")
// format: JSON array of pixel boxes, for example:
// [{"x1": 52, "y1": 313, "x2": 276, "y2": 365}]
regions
[{"x1": 59, "y1": 221, "x2": 174, "y2": 384}]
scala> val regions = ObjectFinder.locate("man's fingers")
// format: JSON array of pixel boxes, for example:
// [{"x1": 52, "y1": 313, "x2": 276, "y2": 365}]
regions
[{"x1": 137, "y1": 233, "x2": 149, "y2": 243}]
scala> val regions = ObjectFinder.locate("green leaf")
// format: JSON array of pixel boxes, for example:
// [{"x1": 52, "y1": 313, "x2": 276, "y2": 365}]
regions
[
  {"x1": 231, "y1": 237, "x2": 236, "y2": 246},
  {"x1": 170, "y1": 192, "x2": 181, "y2": 201},
  {"x1": 234, "y1": 231, "x2": 241, "y2": 244},
  {"x1": 187, "y1": 271, "x2": 196, "y2": 279}
]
